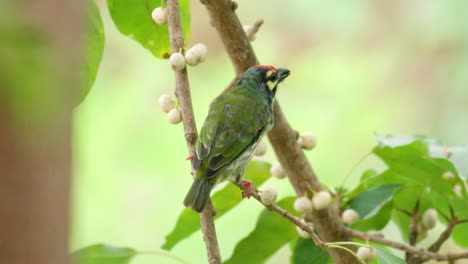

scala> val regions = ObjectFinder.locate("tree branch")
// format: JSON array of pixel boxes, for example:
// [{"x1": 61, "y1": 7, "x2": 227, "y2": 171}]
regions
[
  {"x1": 200, "y1": 0, "x2": 357, "y2": 262},
  {"x1": 344, "y1": 227, "x2": 468, "y2": 262},
  {"x1": 166, "y1": 1, "x2": 221, "y2": 263}
]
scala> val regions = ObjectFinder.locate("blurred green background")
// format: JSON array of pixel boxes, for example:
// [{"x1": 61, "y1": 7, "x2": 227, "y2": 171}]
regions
[{"x1": 71, "y1": 0, "x2": 468, "y2": 263}]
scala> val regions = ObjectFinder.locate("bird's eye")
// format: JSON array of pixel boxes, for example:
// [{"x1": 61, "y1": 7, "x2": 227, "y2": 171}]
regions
[{"x1": 270, "y1": 74, "x2": 277, "y2": 81}]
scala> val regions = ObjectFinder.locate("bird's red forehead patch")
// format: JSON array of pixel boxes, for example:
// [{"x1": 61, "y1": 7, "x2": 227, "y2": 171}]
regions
[{"x1": 253, "y1": 65, "x2": 277, "y2": 71}]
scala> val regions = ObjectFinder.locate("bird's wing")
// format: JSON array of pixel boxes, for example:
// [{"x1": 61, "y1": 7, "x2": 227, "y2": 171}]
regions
[{"x1": 193, "y1": 97, "x2": 266, "y2": 179}]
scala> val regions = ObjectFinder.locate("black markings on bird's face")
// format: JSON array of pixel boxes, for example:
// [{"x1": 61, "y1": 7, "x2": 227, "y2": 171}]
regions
[{"x1": 265, "y1": 70, "x2": 279, "y2": 91}]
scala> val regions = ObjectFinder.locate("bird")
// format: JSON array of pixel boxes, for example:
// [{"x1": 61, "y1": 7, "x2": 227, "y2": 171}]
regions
[{"x1": 183, "y1": 65, "x2": 290, "y2": 212}]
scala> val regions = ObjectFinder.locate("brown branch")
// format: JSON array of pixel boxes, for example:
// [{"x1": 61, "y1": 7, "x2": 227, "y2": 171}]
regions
[
  {"x1": 166, "y1": 1, "x2": 221, "y2": 263},
  {"x1": 409, "y1": 217, "x2": 458, "y2": 264},
  {"x1": 245, "y1": 19, "x2": 263, "y2": 41},
  {"x1": 406, "y1": 200, "x2": 420, "y2": 262},
  {"x1": 344, "y1": 227, "x2": 468, "y2": 262},
  {"x1": 200, "y1": 0, "x2": 357, "y2": 262}
]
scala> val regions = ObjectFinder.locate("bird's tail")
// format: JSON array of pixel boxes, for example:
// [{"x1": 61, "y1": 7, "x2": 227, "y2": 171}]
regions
[{"x1": 183, "y1": 178, "x2": 213, "y2": 213}]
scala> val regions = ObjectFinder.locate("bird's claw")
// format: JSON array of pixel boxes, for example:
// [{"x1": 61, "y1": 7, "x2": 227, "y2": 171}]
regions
[{"x1": 240, "y1": 179, "x2": 253, "y2": 198}]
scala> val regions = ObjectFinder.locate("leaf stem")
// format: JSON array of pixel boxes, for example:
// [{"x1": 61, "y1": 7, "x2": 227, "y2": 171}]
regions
[{"x1": 326, "y1": 245, "x2": 366, "y2": 264}]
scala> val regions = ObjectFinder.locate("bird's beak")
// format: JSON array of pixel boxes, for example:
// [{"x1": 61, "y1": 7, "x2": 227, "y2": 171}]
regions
[{"x1": 277, "y1": 68, "x2": 290, "y2": 82}]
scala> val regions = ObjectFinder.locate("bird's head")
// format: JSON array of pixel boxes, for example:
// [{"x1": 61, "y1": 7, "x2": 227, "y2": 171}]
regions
[{"x1": 240, "y1": 65, "x2": 290, "y2": 97}]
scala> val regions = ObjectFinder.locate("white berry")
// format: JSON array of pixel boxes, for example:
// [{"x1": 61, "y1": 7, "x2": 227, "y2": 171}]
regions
[
  {"x1": 151, "y1": 7, "x2": 167, "y2": 25},
  {"x1": 243, "y1": 25, "x2": 256, "y2": 41},
  {"x1": 296, "y1": 224, "x2": 311, "y2": 238},
  {"x1": 342, "y1": 209, "x2": 360, "y2": 225},
  {"x1": 159, "y1": 94, "x2": 175, "y2": 113},
  {"x1": 260, "y1": 187, "x2": 277, "y2": 205},
  {"x1": 185, "y1": 43, "x2": 207, "y2": 66},
  {"x1": 312, "y1": 191, "x2": 332, "y2": 210},
  {"x1": 270, "y1": 163, "x2": 286, "y2": 179},
  {"x1": 167, "y1": 108, "x2": 182, "y2": 124},
  {"x1": 442, "y1": 171, "x2": 455, "y2": 180},
  {"x1": 254, "y1": 141, "x2": 267, "y2": 156},
  {"x1": 298, "y1": 132, "x2": 317, "y2": 150},
  {"x1": 357, "y1": 247, "x2": 376, "y2": 263},
  {"x1": 294, "y1": 197, "x2": 313, "y2": 214},
  {"x1": 422, "y1": 208, "x2": 438, "y2": 230},
  {"x1": 169, "y1": 52, "x2": 186, "y2": 71}
]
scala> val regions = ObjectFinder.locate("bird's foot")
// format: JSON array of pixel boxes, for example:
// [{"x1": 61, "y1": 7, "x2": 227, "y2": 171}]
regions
[
  {"x1": 240, "y1": 179, "x2": 253, "y2": 198},
  {"x1": 186, "y1": 155, "x2": 194, "y2": 160}
]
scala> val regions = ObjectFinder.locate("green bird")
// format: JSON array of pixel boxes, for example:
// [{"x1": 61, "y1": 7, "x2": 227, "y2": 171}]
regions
[{"x1": 183, "y1": 65, "x2": 290, "y2": 212}]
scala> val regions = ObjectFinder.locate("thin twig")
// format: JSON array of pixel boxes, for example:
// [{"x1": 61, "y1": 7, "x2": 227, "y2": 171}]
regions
[
  {"x1": 245, "y1": 19, "x2": 263, "y2": 41},
  {"x1": 166, "y1": 0, "x2": 221, "y2": 263}
]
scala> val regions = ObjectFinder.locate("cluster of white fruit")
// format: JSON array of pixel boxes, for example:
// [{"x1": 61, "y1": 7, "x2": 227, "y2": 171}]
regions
[
  {"x1": 293, "y1": 192, "x2": 332, "y2": 238},
  {"x1": 159, "y1": 94, "x2": 182, "y2": 124},
  {"x1": 298, "y1": 132, "x2": 317, "y2": 150},
  {"x1": 418, "y1": 208, "x2": 438, "y2": 239},
  {"x1": 169, "y1": 43, "x2": 208, "y2": 72}
]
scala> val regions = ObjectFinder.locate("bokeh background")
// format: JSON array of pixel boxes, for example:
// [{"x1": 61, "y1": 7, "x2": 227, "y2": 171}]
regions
[{"x1": 71, "y1": 0, "x2": 468, "y2": 263}]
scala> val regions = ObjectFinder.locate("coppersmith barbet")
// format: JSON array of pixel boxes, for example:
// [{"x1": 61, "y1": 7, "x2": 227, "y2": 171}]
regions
[{"x1": 183, "y1": 65, "x2": 290, "y2": 212}]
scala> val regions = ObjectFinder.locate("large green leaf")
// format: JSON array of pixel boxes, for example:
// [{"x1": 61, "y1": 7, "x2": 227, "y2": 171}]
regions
[
  {"x1": 291, "y1": 238, "x2": 329, "y2": 264},
  {"x1": 72, "y1": 244, "x2": 137, "y2": 264},
  {"x1": 372, "y1": 245, "x2": 406, "y2": 264},
  {"x1": 349, "y1": 184, "x2": 402, "y2": 219},
  {"x1": 375, "y1": 134, "x2": 468, "y2": 180},
  {"x1": 224, "y1": 197, "x2": 297, "y2": 264},
  {"x1": 81, "y1": 1, "x2": 105, "y2": 104},
  {"x1": 373, "y1": 139, "x2": 466, "y2": 198},
  {"x1": 162, "y1": 161, "x2": 271, "y2": 250},
  {"x1": 107, "y1": 0, "x2": 190, "y2": 58}
]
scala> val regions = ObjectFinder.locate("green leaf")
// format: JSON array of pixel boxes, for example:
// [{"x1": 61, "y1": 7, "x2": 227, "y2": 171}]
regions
[
  {"x1": 225, "y1": 197, "x2": 297, "y2": 264},
  {"x1": 81, "y1": 0, "x2": 105, "y2": 104},
  {"x1": 372, "y1": 245, "x2": 406, "y2": 264},
  {"x1": 373, "y1": 140, "x2": 466, "y2": 198},
  {"x1": 351, "y1": 201, "x2": 393, "y2": 231},
  {"x1": 349, "y1": 184, "x2": 402, "y2": 219},
  {"x1": 72, "y1": 244, "x2": 137, "y2": 264},
  {"x1": 107, "y1": 0, "x2": 190, "y2": 59},
  {"x1": 291, "y1": 238, "x2": 329, "y2": 264},
  {"x1": 375, "y1": 134, "x2": 468, "y2": 180},
  {"x1": 162, "y1": 161, "x2": 271, "y2": 250}
]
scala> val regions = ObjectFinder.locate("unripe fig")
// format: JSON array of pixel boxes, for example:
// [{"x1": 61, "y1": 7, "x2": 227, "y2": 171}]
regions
[
  {"x1": 422, "y1": 208, "x2": 438, "y2": 230},
  {"x1": 312, "y1": 191, "x2": 332, "y2": 210},
  {"x1": 168, "y1": 108, "x2": 182, "y2": 124},
  {"x1": 151, "y1": 7, "x2": 167, "y2": 25},
  {"x1": 342, "y1": 209, "x2": 360, "y2": 225},
  {"x1": 298, "y1": 132, "x2": 317, "y2": 150},
  {"x1": 159, "y1": 94, "x2": 175, "y2": 113},
  {"x1": 270, "y1": 163, "x2": 286, "y2": 179},
  {"x1": 254, "y1": 141, "x2": 267, "y2": 156},
  {"x1": 294, "y1": 197, "x2": 313, "y2": 214},
  {"x1": 169, "y1": 52, "x2": 186, "y2": 71},
  {"x1": 260, "y1": 187, "x2": 277, "y2": 205},
  {"x1": 357, "y1": 247, "x2": 376, "y2": 263}
]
